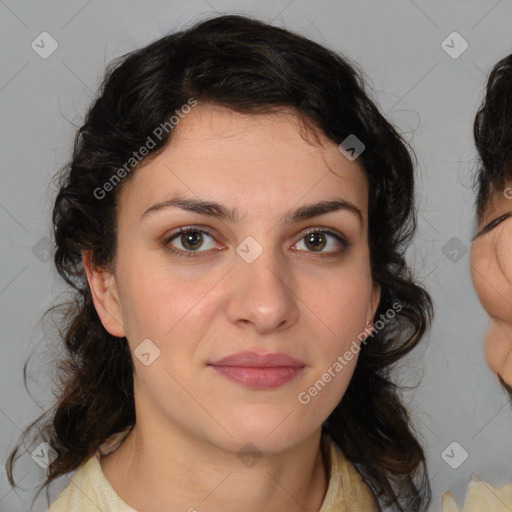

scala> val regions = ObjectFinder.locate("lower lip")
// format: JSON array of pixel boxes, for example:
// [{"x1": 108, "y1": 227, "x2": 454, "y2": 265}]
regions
[{"x1": 209, "y1": 365, "x2": 304, "y2": 389}]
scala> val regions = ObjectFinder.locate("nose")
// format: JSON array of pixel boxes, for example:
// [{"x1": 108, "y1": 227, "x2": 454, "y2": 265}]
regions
[{"x1": 224, "y1": 242, "x2": 300, "y2": 335}]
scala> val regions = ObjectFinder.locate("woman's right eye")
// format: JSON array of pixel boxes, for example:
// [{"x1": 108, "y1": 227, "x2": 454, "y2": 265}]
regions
[{"x1": 163, "y1": 228, "x2": 219, "y2": 258}]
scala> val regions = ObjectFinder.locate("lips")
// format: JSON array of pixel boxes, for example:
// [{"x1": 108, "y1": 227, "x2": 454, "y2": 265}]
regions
[
  {"x1": 208, "y1": 351, "x2": 305, "y2": 390},
  {"x1": 210, "y1": 351, "x2": 305, "y2": 368}
]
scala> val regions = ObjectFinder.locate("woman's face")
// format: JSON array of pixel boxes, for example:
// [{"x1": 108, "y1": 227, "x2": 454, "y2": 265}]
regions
[
  {"x1": 87, "y1": 103, "x2": 380, "y2": 455},
  {"x1": 471, "y1": 185, "x2": 512, "y2": 387}
]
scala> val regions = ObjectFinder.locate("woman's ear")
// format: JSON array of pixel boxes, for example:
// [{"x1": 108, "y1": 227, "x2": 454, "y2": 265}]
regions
[
  {"x1": 82, "y1": 250, "x2": 126, "y2": 338},
  {"x1": 369, "y1": 282, "x2": 381, "y2": 321}
]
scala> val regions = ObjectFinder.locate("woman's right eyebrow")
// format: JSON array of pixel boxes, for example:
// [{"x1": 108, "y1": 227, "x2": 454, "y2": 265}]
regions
[{"x1": 472, "y1": 211, "x2": 512, "y2": 241}]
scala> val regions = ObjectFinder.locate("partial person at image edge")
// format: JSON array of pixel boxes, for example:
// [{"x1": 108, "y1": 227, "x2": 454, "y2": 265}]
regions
[{"x1": 442, "y1": 53, "x2": 512, "y2": 512}]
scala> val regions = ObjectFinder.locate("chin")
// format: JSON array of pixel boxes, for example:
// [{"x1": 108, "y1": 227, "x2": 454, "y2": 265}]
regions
[{"x1": 210, "y1": 418, "x2": 311, "y2": 455}]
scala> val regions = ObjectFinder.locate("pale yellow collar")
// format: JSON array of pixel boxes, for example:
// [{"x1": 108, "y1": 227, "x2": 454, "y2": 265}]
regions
[
  {"x1": 53, "y1": 428, "x2": 379, "y2": 511},
  {"x1": 442, "y1": 475, "x2": 512, "y2": 511}
]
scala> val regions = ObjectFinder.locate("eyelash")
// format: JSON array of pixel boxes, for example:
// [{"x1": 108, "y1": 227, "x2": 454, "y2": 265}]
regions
[
  {"x1": 162, "y1": 227, "x2": 350, "y2": 259},
  {"x1": 473, "y1": 212, "x2": 512, "y2": 240}
]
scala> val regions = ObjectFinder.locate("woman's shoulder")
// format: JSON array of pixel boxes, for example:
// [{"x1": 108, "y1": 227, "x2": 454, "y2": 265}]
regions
[
  {"x1": 442, "y1": 476, "x2": 512, "y2": 512},
  {"x1": 48, "y1": 428, "x2": 135, "y2": 512}
]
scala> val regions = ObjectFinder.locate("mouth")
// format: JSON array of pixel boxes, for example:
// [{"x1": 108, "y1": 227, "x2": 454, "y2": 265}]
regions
[{"x1": 208, "y1": 351, "x2": 306, "y2": 390}]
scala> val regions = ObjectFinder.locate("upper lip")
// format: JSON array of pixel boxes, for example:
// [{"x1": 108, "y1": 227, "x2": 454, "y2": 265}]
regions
[{"x1": 209, "y1": 351, "x2": 305, "y2": 368}]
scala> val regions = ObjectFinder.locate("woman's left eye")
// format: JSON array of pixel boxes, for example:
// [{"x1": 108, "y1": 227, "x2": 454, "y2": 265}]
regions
[
  {"x1": 293, "y1": 229, "x2": 349, "y2": 255},
  {"x1": 163, "y1": 227, "x2": 349, "y2": 258}
]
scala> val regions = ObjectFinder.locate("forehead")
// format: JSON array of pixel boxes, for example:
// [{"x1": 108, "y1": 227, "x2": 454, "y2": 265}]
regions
[{"x1": 118, "y1": 104, "x2": 369, "y2": 223}]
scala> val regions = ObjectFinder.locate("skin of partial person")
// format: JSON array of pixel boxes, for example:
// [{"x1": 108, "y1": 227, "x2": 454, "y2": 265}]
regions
[
  {"x1": 82, "y1": 103, "x2": 380, "y2": 512},
  {"x1": 471, "y1": 185, "x2": 512, "y2": 387}
]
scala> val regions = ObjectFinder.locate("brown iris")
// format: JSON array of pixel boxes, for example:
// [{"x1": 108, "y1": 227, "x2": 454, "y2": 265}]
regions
[
  {"x1": 305, "y1": 232, "x2": 327, "y2": 252},
  {"x1": 181, "y1": 231, "x2": 204, "y2": 250}
]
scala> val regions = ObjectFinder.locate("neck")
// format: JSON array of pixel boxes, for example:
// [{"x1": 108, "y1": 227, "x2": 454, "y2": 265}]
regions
[{"x1": 100, "y1": 419, "x2": 329, "y2": 512}]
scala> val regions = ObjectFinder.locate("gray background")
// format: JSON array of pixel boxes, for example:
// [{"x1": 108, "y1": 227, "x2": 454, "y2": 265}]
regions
[{"x1": 1, "y1": 1, "x2": 512, "y2": 511}]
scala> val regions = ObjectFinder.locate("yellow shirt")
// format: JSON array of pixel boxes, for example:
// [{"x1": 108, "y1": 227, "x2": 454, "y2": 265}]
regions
[
  {"x1": 48, "y1": 429, "x2": 379, "y2": 511},
  {"x1": 442, "y1": 477, "x2": 512, "y2": 511}
]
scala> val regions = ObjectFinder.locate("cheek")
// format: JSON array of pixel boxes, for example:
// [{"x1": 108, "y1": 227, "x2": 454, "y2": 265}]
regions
[
  {"x1": 301, "y1": 269, "x2": 372, "y2": 388},
  {"x1": 116, "y1": 251, "x2": 217, "y2": 339},
  {"x1": 471, "y1": 240, "x2": 512, "y2": 323},
  {"x1": 305, "y1": 265, "x2": 373, "y2": 336}
]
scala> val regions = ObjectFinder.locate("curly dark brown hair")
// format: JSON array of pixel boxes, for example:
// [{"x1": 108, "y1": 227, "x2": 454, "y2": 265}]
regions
[
  {"x1": 473, "y1": 53, "x2": 512, "y2": 224},
  {"x1": 6, "y1": 14, "x2": 433, "y2": 511}
]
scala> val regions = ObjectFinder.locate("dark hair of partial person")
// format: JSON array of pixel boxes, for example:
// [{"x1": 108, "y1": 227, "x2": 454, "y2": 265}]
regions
[
  {"x1": 473, "y1": 53, "x2": 512, "y2": 224},
  {"x1": 6, "y1": 14, "x2": 433, "y2": 511},
  {"x1": 473, "y1": 53, "x2": 512, "y2": 402}
]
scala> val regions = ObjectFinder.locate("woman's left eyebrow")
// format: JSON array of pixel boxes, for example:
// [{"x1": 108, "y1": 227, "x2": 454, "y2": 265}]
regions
[
  {"x1": 472, "y1": 212, "x2": 512, "y2": 241},
  {"x1": 284, "y1": 199, "x2": 363, "y2": 226}
]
